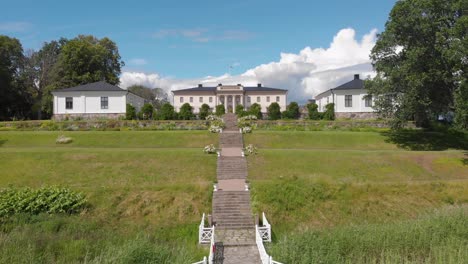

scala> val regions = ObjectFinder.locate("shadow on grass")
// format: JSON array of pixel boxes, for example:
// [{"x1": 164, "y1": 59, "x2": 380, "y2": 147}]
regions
[
  {"x1": 382, "y1": 129, "x2": 468, "y2": 151},
  {"x1": 0, "y1": 139, "x2": 7, "y2": 147}
]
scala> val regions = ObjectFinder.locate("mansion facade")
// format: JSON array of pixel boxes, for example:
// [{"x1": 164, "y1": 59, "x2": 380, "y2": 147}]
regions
[{"x1": 172, "y1": 84, "x2": 287, "y2": 113}]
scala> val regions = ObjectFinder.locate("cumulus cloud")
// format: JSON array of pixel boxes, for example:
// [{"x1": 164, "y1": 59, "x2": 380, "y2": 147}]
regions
[{"x1": 121, "y1": 28, "x2": 378, "y2": 103}]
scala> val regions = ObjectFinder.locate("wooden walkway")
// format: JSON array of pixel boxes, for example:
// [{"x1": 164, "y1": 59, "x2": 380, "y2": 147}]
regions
[{"x1": 212, "y1": 113, "x2": 261, "y2": 264}]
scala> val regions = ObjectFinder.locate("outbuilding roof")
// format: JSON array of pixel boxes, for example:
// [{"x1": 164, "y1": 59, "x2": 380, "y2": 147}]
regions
[
  {"x1": 315, "y1": 74, "x2": 364, "y2": 98},
  {"x1": 53, "y1": 81, "x2": 126, "y2": 92}
]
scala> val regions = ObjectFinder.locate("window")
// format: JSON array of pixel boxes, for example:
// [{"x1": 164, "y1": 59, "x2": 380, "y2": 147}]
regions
[
  {"x1": 190, "y1": 97, "x2": 193, "y2": 103},
  {"x1": 101, "y1": 97, "x2": 108, "y2": 109},
  {"x1": 209, "y1": 97, "x2": 213, "y2": 103},
  {"x1": 247, "y1": 96, "x2": 251, "y2": 103},
  {"x1": 180, "y1": 97, "x2": 184, "y2": 103},
  {"x1": 266, "y1": 96, "x2": 270, "y2": 103},
  {"x1": 65, "y1": 97, "x2": 73, "y2": 109},
  {"x1": 257, "y1": 96, "x2": 260, "y2": 102},
  {"x1": 327, "y1": 97, "x2": 329, "y2": 104},
  {"x1": 276, "y1": 96, "x2": 280, "y2": 102},
  {"x1": 365, "y1": 95, "x2": 372, "y2": 107},
  {"x1": 199, "y1": 97, "x2": 203, "y2": 103},
  {"x1": 345, "y1": 95, "x2": 352, "y2": 107}
]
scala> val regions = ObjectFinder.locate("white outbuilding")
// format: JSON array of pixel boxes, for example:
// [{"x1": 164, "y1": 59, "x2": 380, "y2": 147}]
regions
[
  {"x1": 51, "y1": 81, "x2": 145, "y2": 120},
  {"x1": 315, "y1": 74, "x2": 377, "y2": 119}
]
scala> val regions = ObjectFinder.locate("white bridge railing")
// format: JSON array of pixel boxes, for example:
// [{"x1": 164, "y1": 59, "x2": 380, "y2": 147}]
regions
[
  {"x1": 193, "y1": 214, "x2": 215, "y2": 264},
  {"x1": 256, "y1": 212, "x2": 283, "y2": 264},
  {"x1": 199, "y1": 213, "x2": 214, "y2": 244}
]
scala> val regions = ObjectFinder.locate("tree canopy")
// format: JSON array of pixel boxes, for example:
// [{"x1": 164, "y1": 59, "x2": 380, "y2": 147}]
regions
[
  {"x1": 366, "y1": 0, "x2": 467, "y2": 128},
  {"x1": 267, "y1": 102, "x2": 281, "y2": 120}
]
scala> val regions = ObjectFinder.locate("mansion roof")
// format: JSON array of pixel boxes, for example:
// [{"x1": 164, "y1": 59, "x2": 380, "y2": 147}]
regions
[{"x1": 172, "y1": 84, "x2": 287, "y2": 94}]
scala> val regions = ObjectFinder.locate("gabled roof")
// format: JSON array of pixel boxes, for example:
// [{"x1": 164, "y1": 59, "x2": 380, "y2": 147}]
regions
[
  {"x1": 315, "y1": 74, "x2": 365, "y2": 98},
  {"x1": 171, "y1": 85, "x2": 287, "y2": 93},
  {"x1": 53, "y1": 81, "x2": 126, "y2": 92}
]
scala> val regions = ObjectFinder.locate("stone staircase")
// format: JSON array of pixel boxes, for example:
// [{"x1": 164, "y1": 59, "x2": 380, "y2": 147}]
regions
[
  {"x1": 212, "y1": 191, "x2": 254, "y2": 229},
  {"x1": 217, "y1": 157, "x2": 248, "y2": 180},
  {"x1": 220, "y1": 132, "x2": 243, "y2": 148},
  {"x1": 223, "y1": 113, "x2": 239, "y2": 132}
]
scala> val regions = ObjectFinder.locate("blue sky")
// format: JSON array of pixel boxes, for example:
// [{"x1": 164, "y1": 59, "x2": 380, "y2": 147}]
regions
[{"x1": 1, "y1": 0, "x2": 396, "y2": 101}]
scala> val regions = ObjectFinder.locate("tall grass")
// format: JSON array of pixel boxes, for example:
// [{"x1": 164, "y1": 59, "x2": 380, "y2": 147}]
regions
[{"x1": 270, "y1": 206, "x2": 468, "y2": 264}]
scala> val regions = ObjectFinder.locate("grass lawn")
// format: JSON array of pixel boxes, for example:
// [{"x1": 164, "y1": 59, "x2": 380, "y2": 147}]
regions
[
  {"x1": 246, "y1": 130, "x2": 468, "y2": 263},
  {"x1": 0, "y1": 131, "x2": 217, "y2": 263}
]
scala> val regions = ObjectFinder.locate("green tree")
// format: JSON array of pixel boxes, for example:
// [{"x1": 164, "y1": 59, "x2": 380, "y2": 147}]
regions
[
  {"x1": 126, "y1": 103, "x2": 136, "y2": 120},
  {"x1": 127, "y1": 85, "x2": 168, "y2": 110},
  {"x1": 179, "y1": 103, "x2": 194, "y2": 120},
  {"x1": 159, "y1": 103, "x2": 176, "y2": 120},
  {"x1": 307, "y1": 103, "x2": 320, "y2": 120},
  {"x1": 267, "y1": 102, "x2": 281, "y2": 120},
  {"x1": 323, "y1": 103, "x2": 335, "y2": 120},
  {"x1": 0, "y1": 35, "x2": 32, "y2": 120},
  {"x1": 235, "y1": 104, "x2": 245, "y2": 116},
  {"x1": 50, "y1": 35, "x2": 123, "y2": 88},
  {"x1": 140, "y1": 103, "x2": 154, "y2": 120},
  {"x1": 282, "y1": 102, "x2": 300, "y2": 119},
  {"x1": 365, "y1": 0, "x2": 466, "y2": 128},
  {"x1": 199, "y1": 104, "x2": 211, "y2": 120},
  {"x1": 249, "y1": 103, "x2": 263, "y2": 119},
  {"x1": 454, "y1": 82, "x2": 468, "y2": 129},
  {"x1": 215, "y1": 104, "x2": 225, "y2": 116}
]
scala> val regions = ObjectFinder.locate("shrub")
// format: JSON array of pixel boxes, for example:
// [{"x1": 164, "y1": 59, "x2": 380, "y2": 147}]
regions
[
  {"x1": 140, "y1": 103, "x2": 154, "y2": 120},
  {"x1": 179, "y1": 103, "x2": 194, "y2": 120},
  {"x1": 282, "y1": 102, "x2": 300, "y2": 119},
  {"x1": 235, "y1": 104, "x2": 245, "y2": 116},
  {"x1": 56, "y1": 135, "x2": 73, "y2": 144},
  {"x1": 159, "y1": 103, "x2": 176, "y2": 120},
  {"x1": 0, "y1": 187, "x2": 88, "y2": 217},
  {"x1": 323, "y1": 103, "x2": 335, "y2": 120},
  {"x1": 244, "y1": 144, "x2": 257, "y2": 155},
  {"x1": 199, "y1": 104, "x2": 211, "y2": 120},
  {"x1": 249, "y1": 103, "x2": 263, "y2": 119},
  {"x1": 215, "y1": 105, "x2": 226, "y2": 116},
  {"x1": 267, "y1": 102, "x2": 281, "y2": 120},
  {"x1": 307, "y1": 103, "x2": 320, "y2": 120},
  {"x1": 203, "y1": 144, "x2": 217, "y2": 154},
  {"x1": 126, "y1": 104, "x2": 137, "y2": 120}
]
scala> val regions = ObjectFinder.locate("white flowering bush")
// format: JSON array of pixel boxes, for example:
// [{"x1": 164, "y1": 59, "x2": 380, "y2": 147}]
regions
[
  {"x1": 241, "y1": 126, "x2": 252, "y2": 133},
  {"x1": 206, "y1": 115, "x2": 222, "y2": 121},
  {"x1": 56, "y1": 135, "x2": 73, "y2": 144},
  {"x1": 203, "y1": 144, "x2": 217, "y2": 154},
  {"x1": 244, "y1": 144, "x2": 258, "y2": 155},
  {"x1": 238, "y1": 115, "x2": 257, "y2": 121},
  {"x1": 209, "y1": 125, "x2": 223, "y2": 133},
  {"x1": 206, "y1": 115, "x2": 225, "y2": 133}
]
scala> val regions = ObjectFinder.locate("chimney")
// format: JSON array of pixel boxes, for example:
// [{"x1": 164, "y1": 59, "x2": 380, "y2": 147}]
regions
[
  {"x1": 218, "y1": 83, "x2": 222, "y2": 86},
  {"x1": 237, "y1": 84, "x2": 241, "y2": 86},
  {"x1": 198, "y1": 84, "x2": 203, "y2": 88},
  {"x1": 354, "y1": 74, "x2": 360, "y2": 80},
  {"x1": 257, "y1": 83, "x2": 262, "y2": 87}
]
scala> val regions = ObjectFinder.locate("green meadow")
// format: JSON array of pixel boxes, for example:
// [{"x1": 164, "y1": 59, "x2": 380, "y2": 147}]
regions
[
  {"x1": 245, "y1": 130, "x2": 468, "y2": 263},
  {"x1": 0, "y1": 129, "x2": 467, "y2": 263}
]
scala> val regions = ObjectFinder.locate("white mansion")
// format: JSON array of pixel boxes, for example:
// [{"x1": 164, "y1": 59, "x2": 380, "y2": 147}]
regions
[
  {"x1": 172, "y1": 83, "x2": 288, "y2": 113},
  {"x1": 315, "y1": 74, "x2": 377, "y2": 119}
]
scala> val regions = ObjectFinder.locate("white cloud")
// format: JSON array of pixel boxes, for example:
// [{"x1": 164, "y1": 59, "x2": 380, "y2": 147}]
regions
[
  {"x1": 121, "y1": 28, "x2": 378, "y2": 103},
  {"x1": 0, "y1": 22, "x2": 32, "y2": 32},
  {"x1": 128, "y1": 58, "x2": 148, "y2": 66},
  {"x1": 151, "y1": 28, "x2": 254, "y2": 43}
]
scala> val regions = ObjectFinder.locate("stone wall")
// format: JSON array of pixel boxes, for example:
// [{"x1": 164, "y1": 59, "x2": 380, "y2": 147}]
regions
[
  {"x1": 52, "y1": 113, "x2": 125, "y2": 121},
  {"x1": 335, "y1": 112, "x2": 379, "y2": 120}
]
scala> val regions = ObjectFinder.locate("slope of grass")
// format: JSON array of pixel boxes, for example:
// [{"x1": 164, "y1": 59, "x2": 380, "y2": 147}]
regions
[
  {"x1": 0, "y1": 130, "x2": 218, "y2": 148},
  {"x1": 0, "y1": 130, "x2": 216, "y2": 263},
  {"x1": 269, "y1": 206, "x2": 468, "y2": 264}
]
